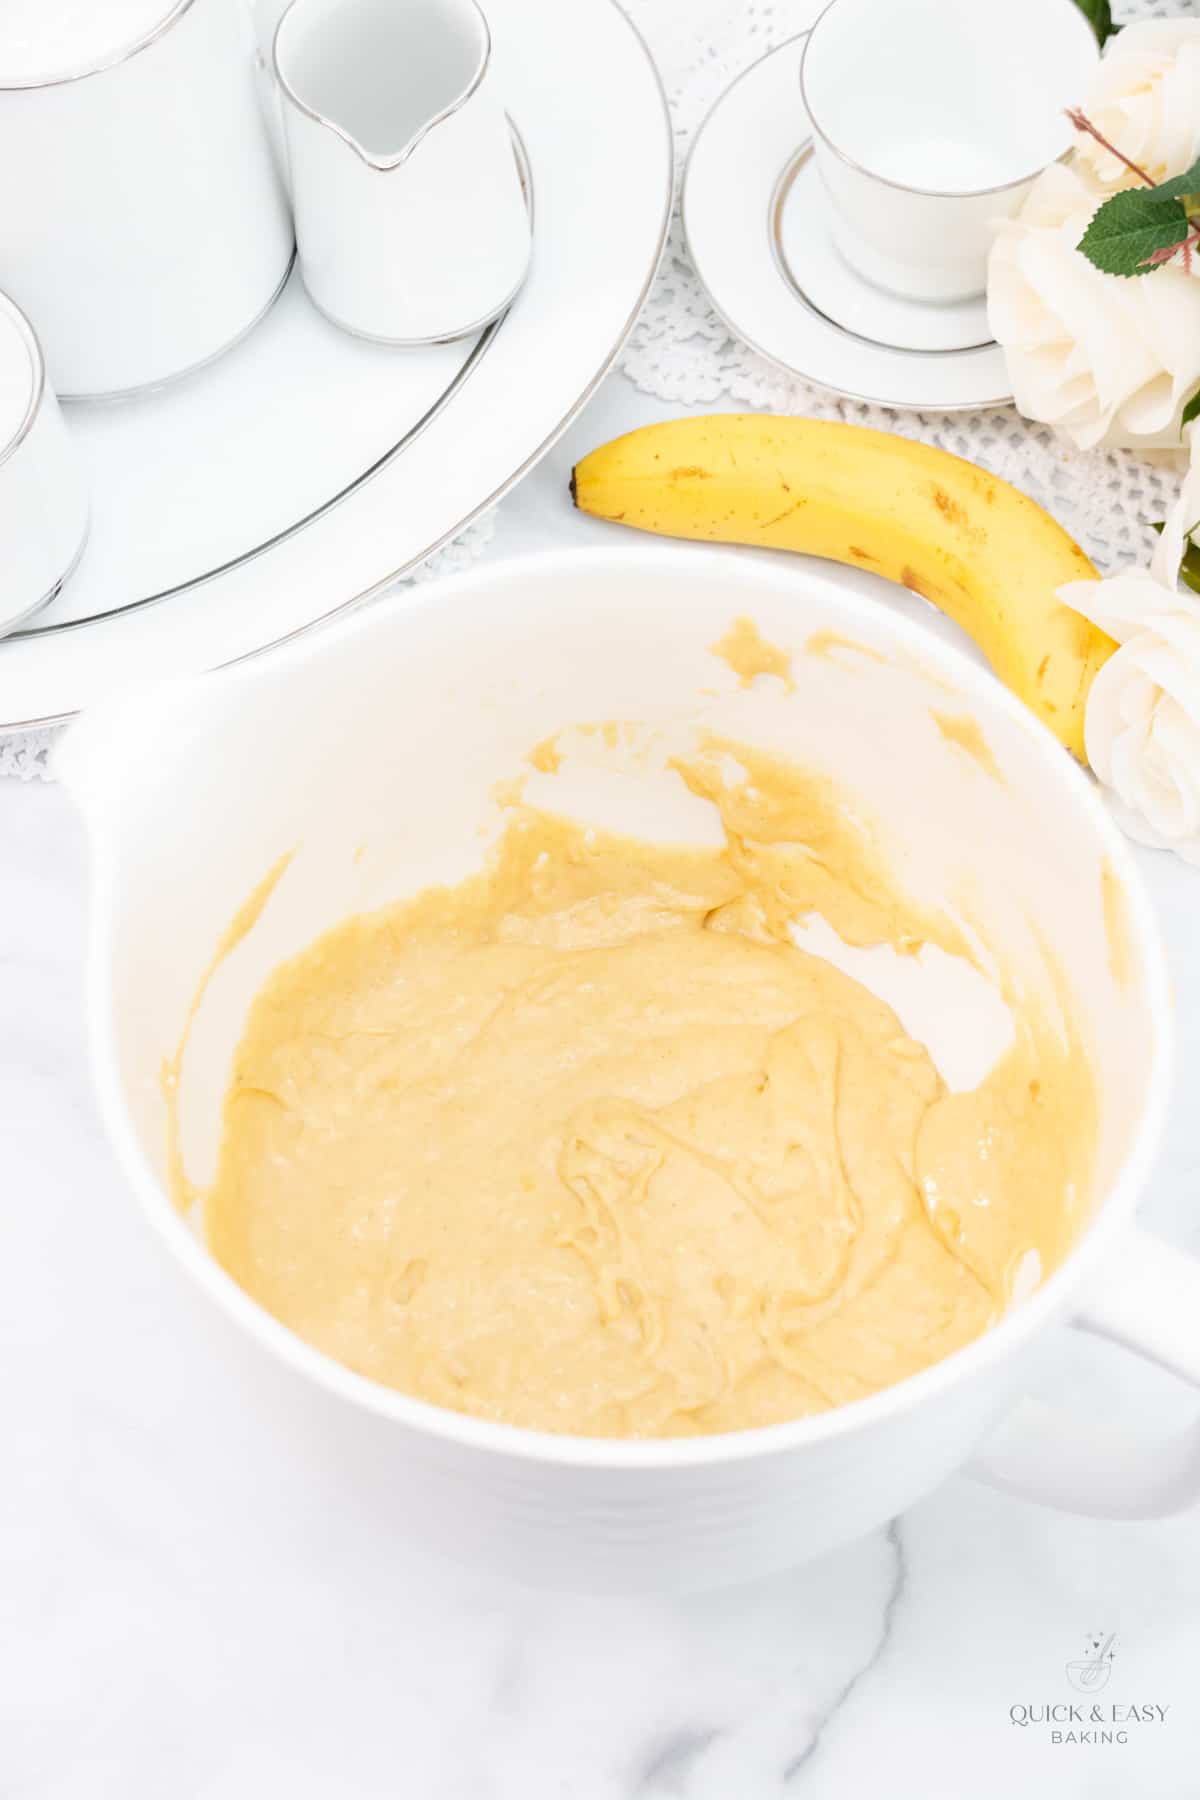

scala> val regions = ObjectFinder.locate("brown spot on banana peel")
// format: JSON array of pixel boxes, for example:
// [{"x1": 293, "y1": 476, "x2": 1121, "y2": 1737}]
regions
[
  {"x1": 669, "y1": 465, "x2": 713, "y2": 480},
  {"x1": 900, "y1": 565, "x2": 946, "y2": 605},
  {"x1": 758, "y1": 498, "x2": 808, "y2": 531},
  {"x1": 931, "y1": 484, "x2": 986, "y2": 551},
  {"x1": 847, "y1": 545, "x2": 878, "y2": 564},
  {"x1": 932, "y1": 486, "x2": 969, "y2": 528}
]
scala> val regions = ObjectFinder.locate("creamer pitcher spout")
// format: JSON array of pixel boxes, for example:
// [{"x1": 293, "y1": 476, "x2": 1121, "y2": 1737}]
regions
[{"x1": 273, "y1": 0, "x2": 531, "y2": 343}]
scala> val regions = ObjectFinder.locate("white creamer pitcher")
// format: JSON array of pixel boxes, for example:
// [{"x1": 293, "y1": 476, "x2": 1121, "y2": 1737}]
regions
[
  {"x1": 274, "y1": 0, "x2": 531, "y2": 343},
  {"x1": 0, "y1": 0, "x2": 294, "y2": 397}
]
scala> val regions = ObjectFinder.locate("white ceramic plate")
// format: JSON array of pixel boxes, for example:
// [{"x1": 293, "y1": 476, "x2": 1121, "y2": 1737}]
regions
[
  {"x1": 682, "y1": 34, "x2": 1012, "y2": 412},
  {"x1": 0, "y1": 0, "x2": 671, "y2": 730}
]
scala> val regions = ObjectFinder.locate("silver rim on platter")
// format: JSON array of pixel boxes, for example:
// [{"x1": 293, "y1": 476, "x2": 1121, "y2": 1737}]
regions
[
  {"x1": 16, "y1": 125, "x2": 533, "y2": 641},
  {"x1": 5, "y1": 12, "x2": 672, "y2": 730}
]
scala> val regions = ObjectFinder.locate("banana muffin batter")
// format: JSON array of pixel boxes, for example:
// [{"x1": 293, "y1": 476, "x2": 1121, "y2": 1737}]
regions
[{"x1": 201, "y1": 738, "x2": 1095, "y2": 1437}]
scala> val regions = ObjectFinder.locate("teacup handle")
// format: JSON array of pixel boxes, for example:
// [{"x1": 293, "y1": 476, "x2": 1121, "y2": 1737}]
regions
[{"x1": 967, "y1": 1225, "x2": 1200, "y2": 1518}]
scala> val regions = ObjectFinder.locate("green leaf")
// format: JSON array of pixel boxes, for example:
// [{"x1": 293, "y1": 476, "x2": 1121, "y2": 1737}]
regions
[
  {"x1": 1183, "y1": 386, "x2": 1200, "y2": 432},
  {"x1": 1152, "y1": 155, "x2": 1200, "y2": 204},
  {"x1": 1150, "y1": 518, "x2": 1200, "y2": 595},
  {"x1": 1181, "y1": 539, "x2": 1200, "y2": 597},
  {"x1": 1077, "y1": 188, "x2": 1189, "y2": 276},
  {"x1": 1071, "y1": 0, "x2": 1116, "y2": 46}
]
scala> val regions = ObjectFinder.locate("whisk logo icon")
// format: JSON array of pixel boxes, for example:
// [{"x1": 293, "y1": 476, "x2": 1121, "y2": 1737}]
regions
[{"x1": 1066, "y1": 1633, "x2": 1116, "y2": 1693}]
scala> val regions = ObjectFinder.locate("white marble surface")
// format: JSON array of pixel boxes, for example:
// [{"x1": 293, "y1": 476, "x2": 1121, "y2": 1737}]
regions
[{"x1": 4, "y1": 378, "x2": 1200, "y2": 1798}]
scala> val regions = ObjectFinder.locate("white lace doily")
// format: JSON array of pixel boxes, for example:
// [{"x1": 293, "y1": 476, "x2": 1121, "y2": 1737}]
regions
[{"x1": 1, "y1": 0, "x2": 1181, "y2": 781}]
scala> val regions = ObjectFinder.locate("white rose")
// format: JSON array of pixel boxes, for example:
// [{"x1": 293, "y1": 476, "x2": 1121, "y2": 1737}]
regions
[
  {"x1": 1058, "y1": 431, "x2": 1200, "y2": 861},
  {"x1": 1154, "y1": 418, "x2": 1200, "y2": 590},
  {"x1": 1073, "y1": 21, "x2": 1200, "y2": 192},
  {"x1": 987, "y1": 162, "x2": 1200, "y2": 451}
]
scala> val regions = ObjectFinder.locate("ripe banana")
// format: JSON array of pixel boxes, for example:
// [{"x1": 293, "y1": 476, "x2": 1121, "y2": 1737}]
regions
[{"x1": 571, "y1": 416, "x2": 1114, "y2": 760}]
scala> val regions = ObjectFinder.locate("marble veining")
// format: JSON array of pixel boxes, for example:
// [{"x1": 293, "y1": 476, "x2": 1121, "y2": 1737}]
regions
[{"x1": 782, "y1": 1521, "x2": 908, "y2": 1782}]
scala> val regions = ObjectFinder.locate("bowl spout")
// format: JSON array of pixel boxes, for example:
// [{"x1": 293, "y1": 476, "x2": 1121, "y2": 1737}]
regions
[{"x1": 54, "y1": 680, "x2": 192, "y2": 837}]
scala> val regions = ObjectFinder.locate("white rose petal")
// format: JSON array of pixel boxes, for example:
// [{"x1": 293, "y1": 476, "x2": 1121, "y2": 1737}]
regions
[
  {"x1": 987, "y1": 166, "x2": 1200, "y2": 451},
  {"x1": 1153, "y1": 422, "x2": 1200, "y2": 585},
  {"x1": 1086, "y1": 645, "x2": 1200, "y2": 860},
  {"x1": 1074, "y1": 20, "x2": 1200, "y2": 192},
  {"x1": 1058, "y1": 433, "x2": 1200, "y2": 861},
  {"x1": 1059, "y1": 571, "x2": 1186, "y2": 643}
]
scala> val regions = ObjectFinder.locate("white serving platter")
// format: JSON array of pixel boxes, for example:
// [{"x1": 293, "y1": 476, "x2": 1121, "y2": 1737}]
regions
[{"x1": 0, "y1": 0, "x2": 671, "y2": 730}]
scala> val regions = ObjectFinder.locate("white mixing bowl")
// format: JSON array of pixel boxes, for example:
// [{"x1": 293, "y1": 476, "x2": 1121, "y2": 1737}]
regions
[{"x1": 59, "y1": 545, "x2": 1200, "y2": 1591}]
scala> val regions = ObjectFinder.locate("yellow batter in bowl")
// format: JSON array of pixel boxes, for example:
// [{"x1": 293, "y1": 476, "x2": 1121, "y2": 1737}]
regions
[{"x1": 197, "y1": 734, "x2": 1095, "y2": 1438}]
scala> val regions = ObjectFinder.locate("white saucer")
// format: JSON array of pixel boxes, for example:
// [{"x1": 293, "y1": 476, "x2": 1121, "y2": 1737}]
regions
[{"x1": 682, "y1": 35, "x2": 1012, "y2": 410}]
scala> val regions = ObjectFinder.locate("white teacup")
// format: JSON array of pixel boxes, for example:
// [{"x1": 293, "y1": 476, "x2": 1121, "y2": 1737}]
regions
[
  {"x1": 274, "y1": 0, "x2": 531, "y2": 344},
  {"x1": 0, "y1": 290, "x2": 87, "y2": 637},
  {"x1": 800, "y1": 0, "x2": 1099, "y2": 304},
  {"x1": 58, "y1": 546, "x2": 1200, "y2": 1592}
]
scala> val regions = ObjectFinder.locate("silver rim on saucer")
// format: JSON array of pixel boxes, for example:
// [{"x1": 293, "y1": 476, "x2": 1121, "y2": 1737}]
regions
[
  {"x1": 767, "y1": 145, "x2": 995, "y2": 360},
  {"x1": 680, "y1": 31, "x2": 1014, "y2": 413}
]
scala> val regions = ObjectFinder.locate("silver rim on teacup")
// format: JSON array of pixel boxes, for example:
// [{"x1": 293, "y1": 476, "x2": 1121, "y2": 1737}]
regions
[
  {"x1": 0, "y1": 288, "x2": 90, "y2": 631},
  {"x1": 797, "y1": 0, "x2": 1099, "y2": 201},
  {"x1": 273, "y1": 0, "x2": 492, "y2": 173},
  {"x1": 0, "y1": 524, "x2": 91, "y2": 636},
  {"x1": 0, "y1": 288, "x2": 44, "y2": 470},
  {"x1": 0, "y1": 0, "x2": 197, "y2": 92}
]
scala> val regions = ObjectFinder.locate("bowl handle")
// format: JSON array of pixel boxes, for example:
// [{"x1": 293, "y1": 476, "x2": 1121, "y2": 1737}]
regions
[{"x1": 967, "y1": 1225, "x2": 1200, "y2": 1517}]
